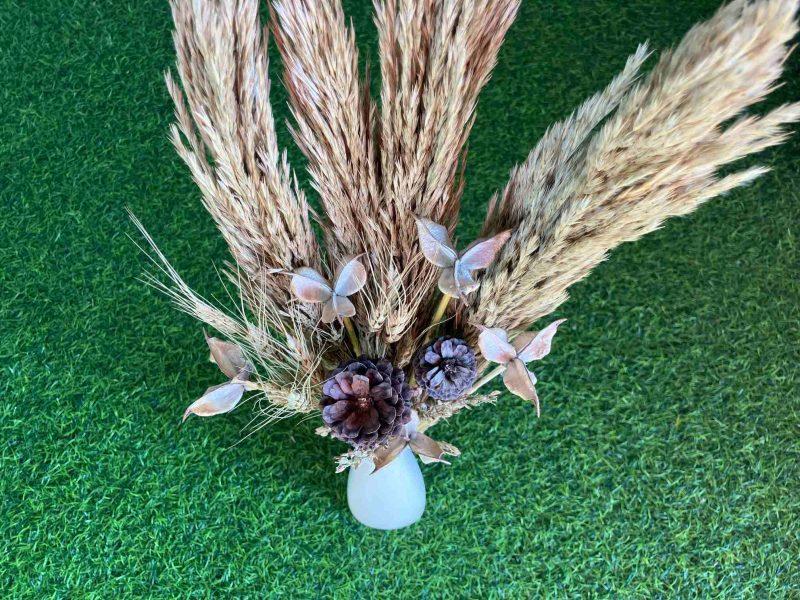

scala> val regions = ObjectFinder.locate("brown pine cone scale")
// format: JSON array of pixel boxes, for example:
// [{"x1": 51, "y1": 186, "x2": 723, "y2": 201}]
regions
[{"x1": 321, "y1": 357, "x2": 414, "y2": 450}]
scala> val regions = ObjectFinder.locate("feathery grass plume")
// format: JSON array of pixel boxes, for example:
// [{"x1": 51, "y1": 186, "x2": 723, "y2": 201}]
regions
[
  {"x1": 374, "y1": 0, "x2": 521, "y2": 358},
  {"x1": 129, "y1": 211, "x2": 330, "y2": 418},
  {"x1": 271, "y1": 0, "x2": 390, "y2": 334},
  {"x1": 481, "y1": 43, "x2": 651, "y2": 236},
  {"x1": 167, "y1": 0, "x2": 320, "y2": 314},
  {"x1": 468, "y1": 0, "x2": 800, "y2": 336}
]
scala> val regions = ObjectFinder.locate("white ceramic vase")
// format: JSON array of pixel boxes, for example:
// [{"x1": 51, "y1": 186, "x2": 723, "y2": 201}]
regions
[{"x1": 347, "y1": 445, "x2": 426, "y2": 530}]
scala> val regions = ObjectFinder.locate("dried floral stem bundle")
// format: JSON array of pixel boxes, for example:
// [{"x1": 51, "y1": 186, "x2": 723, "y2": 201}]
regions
[{"x1": 134, "y1": 0, "x2": 799, "y2": 470}]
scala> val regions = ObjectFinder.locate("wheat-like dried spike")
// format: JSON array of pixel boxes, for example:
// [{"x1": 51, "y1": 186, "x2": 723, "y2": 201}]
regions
[
  {"x1": 130, "y1": 211, "x2": 329, "y2": 416},
  {"x1": 374, "y1": 0, "x2": 521, "y2": 358},
  {"x1": 168, "y1": 0, "x2": 320, "y2": 313},
  {"x1": 468, "y1": 0, "x2": 800, "y2": 336},
  {"x1": 417, "y1": 391, "x2": 500, "y2": 432},
  {"x1": 271, "y1": 0, "x2": 392, "y2": 333}
]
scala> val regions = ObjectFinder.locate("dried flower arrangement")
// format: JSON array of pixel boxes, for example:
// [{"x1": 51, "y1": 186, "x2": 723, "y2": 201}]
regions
[{"x1": 134, "y1": 0, "x2": 799, "y2": 477}]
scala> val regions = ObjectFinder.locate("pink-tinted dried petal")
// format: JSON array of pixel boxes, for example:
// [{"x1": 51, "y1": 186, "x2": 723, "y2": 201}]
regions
[
  {"x1": 205, "y1": 334, "x2": 249, "y2": 379},
  {"x1": 372, "y1": 437, "x2": 407, "y2": 473},
  {"x1": 454, "y1": 261, "x2": 479, "y2": 296},
  {"x1": 409, "y1": 432, "x2": 451, "y2": 465},
  {"x1": 502, "y1": 359, "x2": 540, "y2": 415},
  {"x1": 182, "y1": 383, "x2": 244, "y2": 422},
  {"x1": 333, "y1": 256, "x2": 367, "y2": 297},
  {"x1": 321, "y1": 299, "x2": 338, "y2": 324},
  {"x1": 333, "y1": 295, "x2": 356, "y2": 319},
  {"x1": 416, "y1": 217, "x2": 457, "y2": 268},
  {"x1": 515, "y1": 319, "x2": 567, "y2": 362},
  {"x1": 478, "y1": 327, "x2": 516, "y2": 364},
  {"x1": 290, "y1": 268, "x2": 332, "y2": 303},
  {"x1": 458, "y1": 230, "x2": 511, "y2": 270},
  {"x1": 437, "y1": 268, "x2": 460, "y2": 297}
]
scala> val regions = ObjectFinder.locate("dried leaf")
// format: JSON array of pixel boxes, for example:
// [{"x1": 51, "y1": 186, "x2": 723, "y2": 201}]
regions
[
  {"x1": 416, "y1": 217, "x2": 457, "y2": 268},
  {"x1": 478, "y1": 327, "x2": 516, "y2": 364},
  {"x1": 458, "y1": 230, "x2": 511, "y2": 271},
  {"x1": 205, "y1": 333, "x2": 249, "y2": 379},
  {"x1": 333, "y1": 256, "x2": 367, "y2": 296},
  {"x1": 437, "y1": 268, "x2": 460, "y2": 298},
  {"x1": 502, "y1": 358, "x2": 540, "y2": 416},
  {"x1": 321, "y1": 299, "x2": 338, "y2": 324},
  {"x1": 290, "y1": 267, "x2": 332, "y2": 303},
  {"x1": 332, "y1": 295, "x2": 356, "y2": 318},
  {"x1": 371, "y1": 437, "x2": 408, "y2": 473},
  {"x1": 454, "y1": 261, "x2": 479, "y2": 295},
  {"x1": 409, "y1": 432, "x2": 451, "y2": 465},
  {"x1": 419, "y1": 219, "x2": 510, "y2": 299},
  {"x1": 182, "y1": 382, "x2": 244, "y2": 422},
  {"x1": 438, "y1": 441, "x2": 461, "y2": 458},
  {"x1": 514, "y1": 319, "x2": 567, "y2": 362}
]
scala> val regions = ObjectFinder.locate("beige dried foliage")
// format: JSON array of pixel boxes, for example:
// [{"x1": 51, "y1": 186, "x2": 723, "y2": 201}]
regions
[
  {"x1": 271, "y1": 0, "x2": 390, "y2": 333},
  {"x1": 417, "y1": 391, "x2": 500, "y2": 432},
  {"x1": 481, "y1": 43, "x2": 651, "y2": 236},
  {"x1": 167, "y1": 0, "x2": 320, "y2": 310},
  {"x1": 130, "y1": 211, "x2": 331, "y2": 418},
  {"x1": 147, "y1": 0, "x2": 800, "y2": 444},
  {"x1": 468, "y1": 0, "x2": 800, "y2": 336},
  {"x1": 374, "y1": 0, "x2": 521, "y2": 359}
]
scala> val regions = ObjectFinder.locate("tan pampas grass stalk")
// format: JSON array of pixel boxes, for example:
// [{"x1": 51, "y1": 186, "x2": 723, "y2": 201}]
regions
[
  {"x1": 375, "y1": 0, "x2": 520, "y2": 360},
  {"x1": 468, "y1": 0, "x2": 800, "y2": 336}
]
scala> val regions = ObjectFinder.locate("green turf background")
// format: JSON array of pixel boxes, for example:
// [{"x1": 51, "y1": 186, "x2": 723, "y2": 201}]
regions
[{"x1": 2, "y1": 0, "x2": 799, "y2": 596}]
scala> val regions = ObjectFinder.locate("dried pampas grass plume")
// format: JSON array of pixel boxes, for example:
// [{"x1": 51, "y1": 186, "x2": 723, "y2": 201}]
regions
[
  {"x1": 468, "y1": 0, "x2": 800, "y2": 335},
  {"x1": 374, "y1": 0, "x2": 521, "y2": 358},
  {"x1": 167, "y1": 0, "x2": 320, "y2": 313}
]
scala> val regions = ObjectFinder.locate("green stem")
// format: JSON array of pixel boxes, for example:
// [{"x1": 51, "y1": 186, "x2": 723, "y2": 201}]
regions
[
  {"x1": 467, "y1": 364, "x2": 506, "y2": 395},
  {"x1": 425, "y1": 293, "x2": 453, "y2": 342},
  {"x1": 343, "y1": 317, "x2": 361, "y2": 356}
]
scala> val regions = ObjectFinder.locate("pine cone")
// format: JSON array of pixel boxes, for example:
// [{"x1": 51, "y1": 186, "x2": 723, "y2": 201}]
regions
[
  {"x1": 321, "y1": 357, "x2": 414, "y2": 450},
  {"x1": 415, "y1": 336, "x2": 477, "y2": 401}
]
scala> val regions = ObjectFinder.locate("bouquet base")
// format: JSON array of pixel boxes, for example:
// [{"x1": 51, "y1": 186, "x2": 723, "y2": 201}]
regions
[{"x1": 347, "y1": 446, "x2": 426, "y2": 530}]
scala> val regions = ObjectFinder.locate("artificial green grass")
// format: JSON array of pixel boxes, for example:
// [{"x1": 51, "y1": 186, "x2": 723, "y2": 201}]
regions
[{"x1": 1, "y1": 0, "x2": 799, "y2": 596}]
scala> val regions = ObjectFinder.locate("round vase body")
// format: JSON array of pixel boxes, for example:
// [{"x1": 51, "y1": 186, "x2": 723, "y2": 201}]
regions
[{"x1": 347, "y1": 446, "x2": 426, "y2": 530}]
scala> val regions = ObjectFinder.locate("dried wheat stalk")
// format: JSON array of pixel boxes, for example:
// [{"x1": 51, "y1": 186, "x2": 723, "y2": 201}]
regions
[
  {"x1": 374, "y1": 0, "x2": 521, "y2": 360},
  {"x1": 129, "y1": 211, "x2": 331, "y2": 417},
  {"x1": 167, "y1": 0, "x2": 320, "y2": 311},
  {"x1": 468, "y1": 0, "x2": 800, "y2": 336}
]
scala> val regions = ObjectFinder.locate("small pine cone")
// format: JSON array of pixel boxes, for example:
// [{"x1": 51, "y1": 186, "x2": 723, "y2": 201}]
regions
[
  {"x1": 414, "y1": 336, "x2": 478, "y2": 401},
  {"x1": 321, "y1": 357, "x2": 414, "y2": 451}
]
